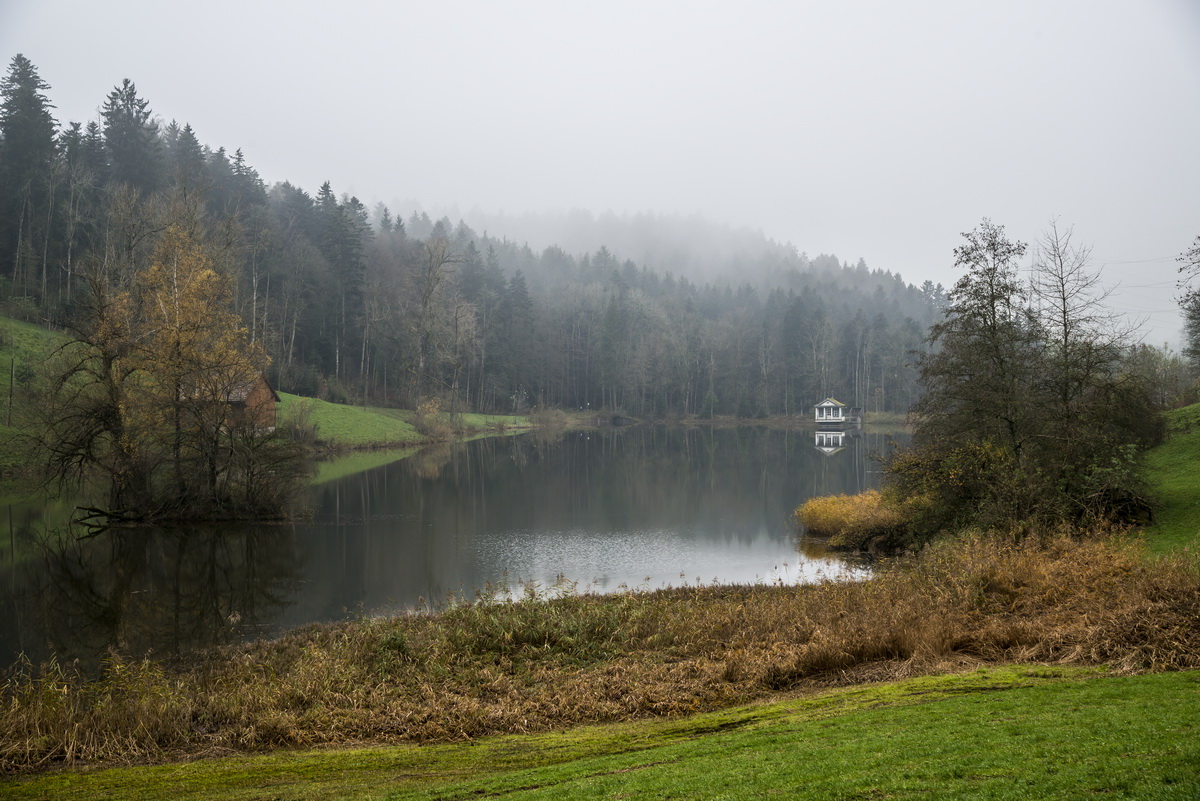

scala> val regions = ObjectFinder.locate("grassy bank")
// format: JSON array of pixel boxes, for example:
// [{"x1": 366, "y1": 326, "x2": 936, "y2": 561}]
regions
[
  {"x1": 0, "y1": 316, "x2": 60, "y2": 476},
  {"x1": 6, "y1": 665, "x2": 1196, "y2": 800},
  {"x1": 1143, "y1": 402, "x2": 1200, "y2": 555},
  {"x1": 280, "y1": 393, "x2": 525, "y2": 450},
  {"x1": 280, "y1": 393, "x2": 423, "y2": 449},
  {"x1": 3, "y1": 532, "x2": 1198, "y2": 778},
  {"x1": 280, "y1": 393, "x2": 531, "y2": 451}
]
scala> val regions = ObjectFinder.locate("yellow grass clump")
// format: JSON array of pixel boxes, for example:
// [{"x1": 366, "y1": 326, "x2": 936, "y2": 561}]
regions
[{"x1": 795, "y1": 489, "x2": 905, "y2": 548}]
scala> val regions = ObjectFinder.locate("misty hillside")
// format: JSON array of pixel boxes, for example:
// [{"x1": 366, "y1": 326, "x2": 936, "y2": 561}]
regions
[
  {"x1": 413, "y1": 207, "x2": 809, "y2": 286},
  {"x1": 1, "y1": 55, "x2": 946, "y2": 417}
]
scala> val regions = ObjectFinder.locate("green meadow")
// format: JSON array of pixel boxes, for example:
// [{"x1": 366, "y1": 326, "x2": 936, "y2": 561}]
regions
[{"x1": 5, "y1": 667, "x2": 1196, "y2": 800}]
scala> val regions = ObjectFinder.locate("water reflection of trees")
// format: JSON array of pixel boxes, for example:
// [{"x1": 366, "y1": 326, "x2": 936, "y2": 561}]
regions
[
  {"x1": 413, "y1": 444, "x2": 454, "y2": 480},
  {"x1": 321, "y1": 426, "x2": 902, "y2": 544},
  {"x1": 1, "y1": 523, "x2": 300, "y2": 671},
  {"x1": 1, "y1": 428, "x2": 905, "y2": 670}
]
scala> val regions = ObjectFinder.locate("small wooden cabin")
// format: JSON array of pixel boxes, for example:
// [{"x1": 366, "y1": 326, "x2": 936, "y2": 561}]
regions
[{"x1": 226, "y1": 373, "x2": 281, "y2": 431}]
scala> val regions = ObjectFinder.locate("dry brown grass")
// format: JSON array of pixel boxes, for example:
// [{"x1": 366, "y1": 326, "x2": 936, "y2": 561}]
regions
[{"x1": 3, "y1": 531, "x2": 1198, "y2": 774}]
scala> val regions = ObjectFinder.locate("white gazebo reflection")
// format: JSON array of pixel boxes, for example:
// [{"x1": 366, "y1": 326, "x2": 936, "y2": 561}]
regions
[{"x1": 814, "y1": 429, "x2": 846, "y2": 455}]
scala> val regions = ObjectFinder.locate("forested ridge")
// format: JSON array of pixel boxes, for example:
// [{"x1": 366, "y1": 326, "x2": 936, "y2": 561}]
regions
[{"x1": 0, "y1": 55, "x2": 946, "y2": 418}]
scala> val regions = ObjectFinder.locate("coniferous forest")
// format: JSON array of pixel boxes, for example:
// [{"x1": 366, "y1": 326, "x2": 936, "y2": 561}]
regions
[{"x1": 0, "y1": 55, "x2": 949, "y2": 419}]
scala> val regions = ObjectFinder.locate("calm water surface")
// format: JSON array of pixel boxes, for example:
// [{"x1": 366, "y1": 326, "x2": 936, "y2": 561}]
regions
[{"x1": 1, "y1": 426, "x2": 901, "y2": 668}]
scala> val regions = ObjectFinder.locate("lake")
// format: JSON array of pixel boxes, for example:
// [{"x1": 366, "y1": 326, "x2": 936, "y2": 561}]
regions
[{"x1": 1, "y1": 425, "x2": 901, "y2": 669}]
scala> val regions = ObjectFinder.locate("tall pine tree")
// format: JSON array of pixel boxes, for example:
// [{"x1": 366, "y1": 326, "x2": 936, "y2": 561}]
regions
[
  {"x1": 101, "y1": 79, "x2": 162, "y2": 194},
  {"x1": 0, "y1": 54, "x2": 58, "y2": 292}
]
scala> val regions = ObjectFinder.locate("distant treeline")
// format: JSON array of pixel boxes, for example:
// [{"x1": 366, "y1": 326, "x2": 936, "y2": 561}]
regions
[{"x1": 2, "y1": 54, "x2": 950, "y2": 415}]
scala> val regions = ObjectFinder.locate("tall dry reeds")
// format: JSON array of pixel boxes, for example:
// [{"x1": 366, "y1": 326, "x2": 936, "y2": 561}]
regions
[
  {"x1": 795, "y1": 489, "x2": 906, "y2": 549},
  {"x1": 3, "y1": 531, "x2": 1198, "y2": 773}
]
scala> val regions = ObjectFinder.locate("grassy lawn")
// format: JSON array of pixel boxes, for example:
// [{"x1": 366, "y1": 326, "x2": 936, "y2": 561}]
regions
[
  {"x1": 279, "y1": 393, "x2": 424, "y2": 448},
  {"x1": 0, "y1": 316, "x2": 60, "y2": 475},
  {"x1": 279, "y1": 394, "x2": 530, "y2": 451},
  {"x1": 5, "y1": 666, "x2": 1196, "y2": 800},
  {"x1": 1143, "y1": 403, "x2": 1200, "y2": 555}
]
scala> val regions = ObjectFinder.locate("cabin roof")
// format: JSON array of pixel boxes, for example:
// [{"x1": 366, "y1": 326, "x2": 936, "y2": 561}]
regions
[
  {"x1": 815, "y1": 397, "x2": 846, "y2": 407},
  {"x1": 227, "y1": 374, "x2": 281, "y2": 404}
]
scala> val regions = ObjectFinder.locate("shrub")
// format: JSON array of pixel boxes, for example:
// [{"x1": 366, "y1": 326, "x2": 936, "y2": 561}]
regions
[
  {"x1": 413, "y1": 397, "x2": 452, "y2": 441},
  {"x1": 528, "y1": 406, "x2": 567, "y2": 430}
]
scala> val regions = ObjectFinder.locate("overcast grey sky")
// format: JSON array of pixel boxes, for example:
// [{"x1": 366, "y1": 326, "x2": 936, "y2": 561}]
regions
[{"x1": 3, "y1": 0, "x2": 1198, "y2": 343}]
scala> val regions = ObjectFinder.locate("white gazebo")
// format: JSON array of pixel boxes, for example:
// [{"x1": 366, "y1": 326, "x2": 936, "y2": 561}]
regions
[{"x1": 814, "y1": 397, "x2": 848, "y2": 424}]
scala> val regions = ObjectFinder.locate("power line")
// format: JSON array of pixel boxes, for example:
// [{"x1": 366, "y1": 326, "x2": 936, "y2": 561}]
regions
[{"x1": 1094, "y1": 255, "x2": 1177, "y2": 264}]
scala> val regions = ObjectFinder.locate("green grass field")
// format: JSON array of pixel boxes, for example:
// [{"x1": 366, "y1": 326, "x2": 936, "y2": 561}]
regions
[
  {"x1": 1143, "y1": 403, "x2": 1200, "y2": 554},
  {"x1": 5, "y1": 666, "x2": 1196, "y2": 800},
  {"x1": 278, "y1": 393, "x2": 529, "y2": 452},
  {"x1": 279, "y1": 393, "x2": 425, "y2": 448},
  {"x1": 0, "y1": 316, "x2": 60, "y2": 475}
]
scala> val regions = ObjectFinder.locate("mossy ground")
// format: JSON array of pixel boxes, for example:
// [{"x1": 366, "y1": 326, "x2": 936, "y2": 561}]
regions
[{"x1": 6, "y1": 666, "x2": 1196, "y2": 800}]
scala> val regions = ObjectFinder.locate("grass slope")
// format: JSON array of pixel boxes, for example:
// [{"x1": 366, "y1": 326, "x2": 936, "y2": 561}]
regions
[
  {"x1": 5, "y1": 666, "x2": 1196, "y2": 800},
  {"x1": 279, "y1": 394, "x2": 529, "y2": 451},
  {"x1": 0, "y1": 316, "x2": 60, "y2": 475},
  {"x1": 280, "y1": 393, "x2": 424, "y2": 448},
  {"x1": 1143, "y1": 402, "x2": 1200, "y2": 554}
]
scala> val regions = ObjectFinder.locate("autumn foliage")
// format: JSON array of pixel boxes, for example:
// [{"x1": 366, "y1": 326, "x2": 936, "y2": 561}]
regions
[{"x1": 38, "y1": 226, "x2": 306, "y2": 520}]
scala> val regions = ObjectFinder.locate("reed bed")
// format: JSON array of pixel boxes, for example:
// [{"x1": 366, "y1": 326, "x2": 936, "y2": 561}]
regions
[
  {"x1": 795, "y1": 489, "x2": 905, "y2": 548},
  {"x1": 3, "y1": 531, "x2": 1198, "y2": 774}
]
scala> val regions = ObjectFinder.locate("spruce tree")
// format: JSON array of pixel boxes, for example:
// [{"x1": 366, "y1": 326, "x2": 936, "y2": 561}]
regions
[
  {"x1": 0, "y1": 54, "x2": 58, "y2": 288},
  {"x1": 101, "y1": 79, "x2": 163, "y2": 194}
]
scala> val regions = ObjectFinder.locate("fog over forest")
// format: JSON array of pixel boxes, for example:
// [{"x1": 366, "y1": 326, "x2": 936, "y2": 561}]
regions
[
  {"x1": 419, "y1": 207, "x2": 805, "y2": 286},
  {"x1": 3, "y1": 0, "x2": 1198, "y2": 345}
]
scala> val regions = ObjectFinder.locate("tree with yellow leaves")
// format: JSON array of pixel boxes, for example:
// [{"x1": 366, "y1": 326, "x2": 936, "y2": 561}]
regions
[
  {"x1": 41, "y1": 225, "x2": 304, "y2": 521},
  {"x1": 138, "y1": 226, "x2": 269, "y2": 503}
]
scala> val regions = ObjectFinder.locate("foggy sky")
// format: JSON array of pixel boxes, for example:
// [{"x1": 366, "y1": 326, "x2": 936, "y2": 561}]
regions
[{"x1": 3, "y1": 0, "x2": 1198, "y2": 343}]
